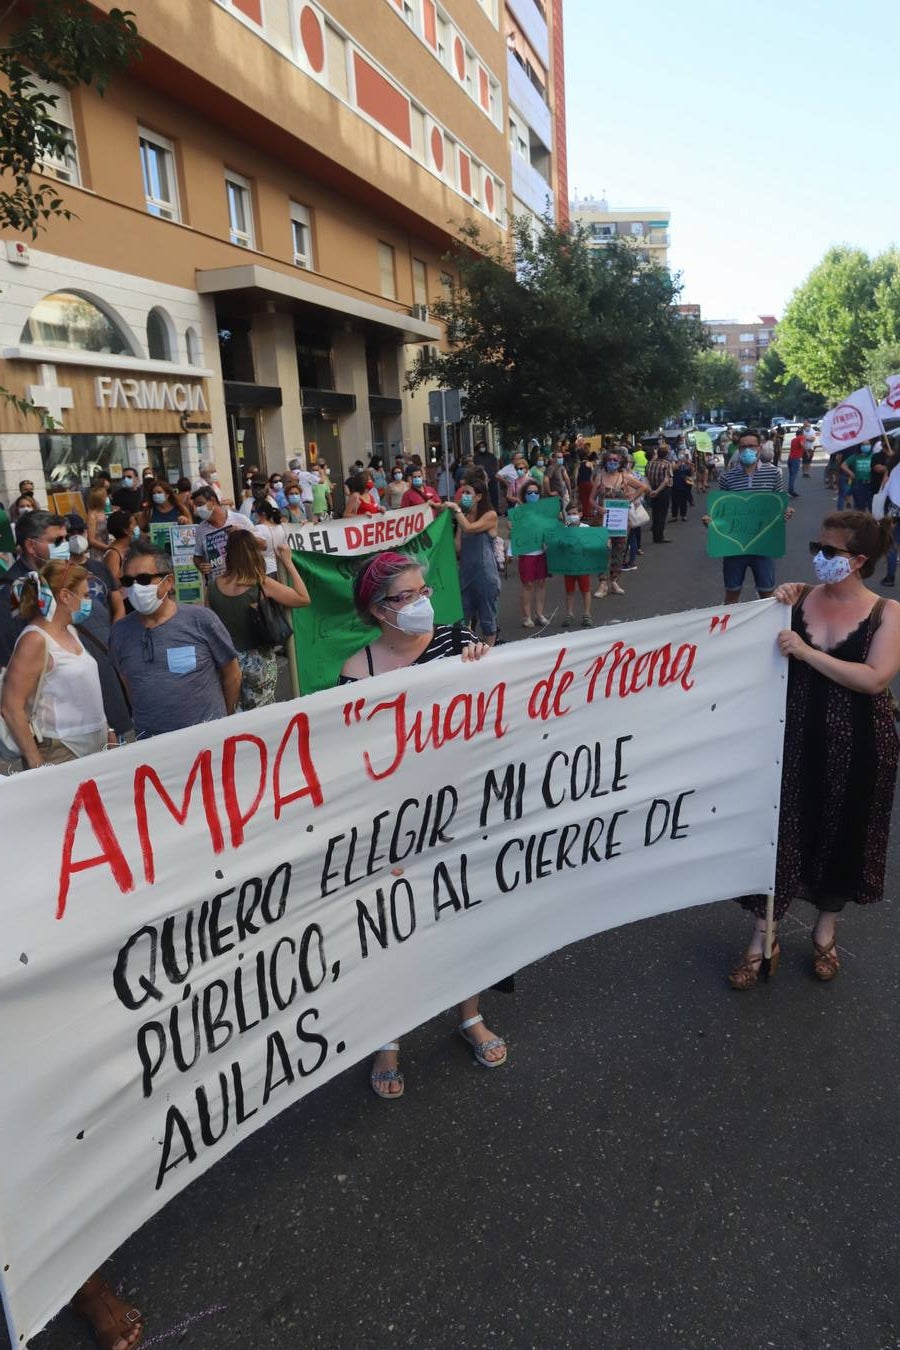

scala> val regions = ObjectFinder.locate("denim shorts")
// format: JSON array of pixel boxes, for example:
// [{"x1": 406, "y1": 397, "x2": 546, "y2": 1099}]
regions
[{"x1": 722, "y1": 554, "x2": 776, "y2": 594}]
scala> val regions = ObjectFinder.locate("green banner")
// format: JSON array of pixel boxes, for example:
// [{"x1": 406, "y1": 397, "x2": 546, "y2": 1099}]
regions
[
  {"x1": 545, "y1": 523, "x2": 609, "y2": 576},
  {"x1": 706, "y1": 490, "x2": 790, "y2": 558},
  {"x1": 509, "y1": 497, "x2": 560, "y2": 555},
  {"x1": 291, "y1": 509, "x2": 463, "y2": 694},
  {"x1": 694, "y1": 431, "x2": 713, "y2": 453}
]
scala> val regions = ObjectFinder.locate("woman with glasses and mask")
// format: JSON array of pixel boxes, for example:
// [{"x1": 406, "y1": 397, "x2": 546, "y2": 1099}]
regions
[
  {"x1": 729, "y1": 511, "x2": 900, "y2": 989},
  {"x1": 338, "y1": 551, "x2": 505, "y2": 1098}
]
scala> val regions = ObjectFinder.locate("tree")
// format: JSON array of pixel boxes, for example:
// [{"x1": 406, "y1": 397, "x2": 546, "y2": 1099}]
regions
[
  {"x1": 863, "y1": 343, "x2": 900, "y2": 403},
  {"x1": 0, "y1": 0, "x2": 140, "y2": 419},
  {"x1": 406, "y1": 218, "x2": 706, "y2": 443},
  {"x1": 776, "y1": 246, "x2": 900, "y2": 401},
  {"x1": 755, "y1": 345, "x2": 826, "y2": 419},
  {"x1": 690, "y1": 350, "x2": 742, "y2": 416}
]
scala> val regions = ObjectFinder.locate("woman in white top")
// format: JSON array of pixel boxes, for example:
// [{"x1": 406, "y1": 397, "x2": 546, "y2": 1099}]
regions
[
  {"x1": 1, "y1": 558, "x2": 109, "y2": 769},
  {"x1": 250, "y1": 499, "x2": 288, "y2": 577}
]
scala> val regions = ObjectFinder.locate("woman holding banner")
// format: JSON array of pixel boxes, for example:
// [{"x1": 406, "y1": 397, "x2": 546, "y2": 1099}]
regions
[
  {"x1": 729, "y1": 511, "x2": 900, "y2": 988},
  {"x1": 339, "y1": 551, "x2": 506, "y2": 1098}
]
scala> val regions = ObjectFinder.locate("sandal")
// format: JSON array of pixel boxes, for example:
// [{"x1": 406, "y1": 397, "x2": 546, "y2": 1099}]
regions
[
  {"x1": 728, "y1": 941, "x2": 780, "y2": 989},
  {"x1": 812, "y1": 936, "x2": 840, "y2": 982},
  {"x1": 72, "y1": 1274, "x2": 143, "y2": 1350},
  {"x1": 459, "y1": 1014, "x2": 507, "y2": 1068},
  {"x1": 370, "y1": 1042, "x2": 404, "y2": 1099}
]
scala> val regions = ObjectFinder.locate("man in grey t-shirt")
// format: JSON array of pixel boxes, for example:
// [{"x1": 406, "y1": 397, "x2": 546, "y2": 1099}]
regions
[{"x1": 109, "y1": 541, "x2": 240, "y2": 740}]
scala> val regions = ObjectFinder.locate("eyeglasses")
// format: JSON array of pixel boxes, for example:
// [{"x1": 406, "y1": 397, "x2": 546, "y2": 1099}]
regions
[
  {"x1": 121, "y1": 573, "x2": 166, "y2": 587},
  {"x1": 382, "y1": 585, "x2": 433, "y2": 607},
  {"x1": 808, "y1": 541, "x2": 853, "y2": 559}
]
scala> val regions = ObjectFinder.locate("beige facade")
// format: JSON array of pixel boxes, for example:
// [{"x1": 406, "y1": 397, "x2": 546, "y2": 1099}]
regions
[
  {"x1": 0, "y1": 0, "x2": 560, "y2": 507},
  {"x1": 705, "y1": 317, "x2": 777, "y2": 390},
  {"x1": 570, "y1": 198, "x2": 671, "y2": 269}
]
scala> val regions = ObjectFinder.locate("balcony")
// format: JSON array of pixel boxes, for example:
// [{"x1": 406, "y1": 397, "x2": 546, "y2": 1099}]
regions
[
  {"x1": 506, "y1": 0, "x2": 549, "y2": 65},
  {"x1": 507, "y1": 51, "x2": 552, "y2": 149},
  {"x1": 512, "y1": 152, "x2": 554, "y2": 219}
]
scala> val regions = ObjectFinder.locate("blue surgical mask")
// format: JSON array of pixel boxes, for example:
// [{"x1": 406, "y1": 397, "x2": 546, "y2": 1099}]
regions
[
  {"x1": 566, "y1": 514, "x2": 581, "y2": 527},
  {"x1": 195, "y1": 505, "x2": 212, "y2": 521},
  {"x1": 606, "y1": 459, "x2": 620, "y2": 471},
  {"x1": 525, "y1": 491, "x2": 539, "y2": 502},
  {"x1": 48, "y1": 539, "x2": 70, "y2": 562},
  {"x1": 131, "y1": 525, "x2": 141, "y2": 540},
  {"x1": 152, "y1": 492, "x2": 166, "y2": 505},
  {"x1": 72, "y1": 597, "x2": 93, "y2": 625},
  {"x1": 460, "y1": 494, "x2": 474, "y2": 510},
  {"x1": 412, "y1": 476, "x2": 423, "y2": 488},
  {"x1": 739, "y1": 450, "x2": 758, "y2": 467}
]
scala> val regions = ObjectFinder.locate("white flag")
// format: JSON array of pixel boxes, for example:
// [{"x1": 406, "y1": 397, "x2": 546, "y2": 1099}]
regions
[
  {"x1": 820, "y1": 385, "x2": 884, "y2": 452},
  {"x1": 876, "y1": 373, "x2": 900, "y2": 421}
]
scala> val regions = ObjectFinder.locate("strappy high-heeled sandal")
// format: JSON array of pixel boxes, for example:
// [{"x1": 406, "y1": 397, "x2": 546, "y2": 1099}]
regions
[
  {"x1": 728, "y1": 941, "x2": 781, "y2": 989},
  {"x1": 812, "y1": 936, "x2": 840, "y2": 982},
  {"x1": 370, "y1": 1042, "x2": 404, "y2": 1099}
]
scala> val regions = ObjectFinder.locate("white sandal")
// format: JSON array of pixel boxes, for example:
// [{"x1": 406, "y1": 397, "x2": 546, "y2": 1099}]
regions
[
  {"x1": 370, "y1": 1042, "x2": 404, "y2": 1099},
  {"x1": 458, "y1": 1014, "x2": 507, "y2": 1069}
]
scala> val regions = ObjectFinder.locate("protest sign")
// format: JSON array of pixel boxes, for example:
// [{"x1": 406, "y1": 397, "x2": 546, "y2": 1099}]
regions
[
  {"x1": 0, "y1": 599, "x2": 787, "y2": 1346},
  {"x1": 290, "y1": 509, "x2": 462, "y2": 693},
  {"x1": 694, "y1": 431, "x2": 713, "y2": 454},
  {"x1": 148, "y1": 523, "x2": 203, "y2": 604},
  {"x1": 820, "y1": 385, "x2": 884, "y2": 452},
  {"x1": 545, "y1": 522, "x2": 609, "y2": 575},
  {"x1": 509, "y1": 498, "x2": 560, "y2": 556},
  {"x1": 283, "y1": 504, "x2": 433, "y2": 558},
  {"x1": 602, "y1": 499, "x2": 630, "y2": 538},
  {"x1": 705, "y1": 490, "x2": 789, "y2": 558}
]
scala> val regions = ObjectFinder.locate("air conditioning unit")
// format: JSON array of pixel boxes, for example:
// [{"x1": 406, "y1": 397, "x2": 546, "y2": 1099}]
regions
[{"x1": 411, "y1": 304, "x2": 430, "y2": 321}]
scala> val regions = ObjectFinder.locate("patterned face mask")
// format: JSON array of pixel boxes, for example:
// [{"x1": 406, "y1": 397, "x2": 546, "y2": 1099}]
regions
[{"x1": 812, "y1": 552, "x2": 853, "y2": 585}]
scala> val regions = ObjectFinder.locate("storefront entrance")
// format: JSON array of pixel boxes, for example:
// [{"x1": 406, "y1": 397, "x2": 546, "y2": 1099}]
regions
[{"x1": 145, "y1": 435, "x2": 184, "y2": 484}]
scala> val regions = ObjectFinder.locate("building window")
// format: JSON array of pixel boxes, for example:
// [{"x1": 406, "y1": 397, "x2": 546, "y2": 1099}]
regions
[
  {"x1": 185, "y1": 327, "x2": 201, "y2": 366},
  {"x1": 739, "y1": 332, "x2": 755, "y2": 342},
  {"x1": 139, "y1": 129, "x2": 180, "y2": 220},
  {"x1": 146, "y1": 308, "x2": 174, "y2": 361},
  {"x1": 378, "y1": 241, "x2": 396, "y2": 300},
  {"x1": 33, "y1": 81, "x2": 80, "y2": 184},
  {"x1": 225, "y1": 170, "x2": 255, "y2": 248},
  {"x1": 412, "y1": 258, "x2": 428, "y2": 307},
  {"x1": 440, "y1": 270, "x2": 453, "y2": 294},
  {"x1": 21, "y1": 291, "x2": 134, "y2": 355},
  {"x1": 290, "y1": 201, "x2": 314, "y2": 269}
]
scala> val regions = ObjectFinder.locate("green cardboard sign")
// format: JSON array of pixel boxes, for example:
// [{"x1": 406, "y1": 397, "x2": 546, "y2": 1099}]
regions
[
  {"x1": 706, "y1": 490, "x2": 789, "y2": 558},
  {"x1": 602, "y1": 499, "x2": 630, "y2": 538},
  {"x1": 694, "y1": 431, "x2": 713, "y2": 453},
  {"x1": 545, "y1": 523, "x2": 609, "y2": 576},
  {"x1": 149, "y1": 522, "x2": 204, "y2": 603},
  {"x1": 291, "y1": 509, "x2": 463, "y2": 693},
  {"x1": 509, "y1": 497, "x2": 561, "y2": 555}
]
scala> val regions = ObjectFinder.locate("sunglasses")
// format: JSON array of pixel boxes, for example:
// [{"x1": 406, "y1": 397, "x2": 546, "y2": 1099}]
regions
[
  {"x1": 121, "y1": 573, "x2": 166, "y2": 587},
  {"x1": 808, "y1": 541, "x2": 853, "y2": 559}
]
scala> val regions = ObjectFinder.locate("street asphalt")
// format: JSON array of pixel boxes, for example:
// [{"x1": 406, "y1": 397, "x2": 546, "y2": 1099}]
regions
[{"x1": 12, "y1": 460, "x2": 900, "y2": 1350}]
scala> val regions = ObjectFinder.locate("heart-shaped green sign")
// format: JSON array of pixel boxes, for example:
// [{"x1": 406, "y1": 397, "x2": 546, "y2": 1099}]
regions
[{"x1": 706, "y1": 490, "x2": 789, "y2": 558}]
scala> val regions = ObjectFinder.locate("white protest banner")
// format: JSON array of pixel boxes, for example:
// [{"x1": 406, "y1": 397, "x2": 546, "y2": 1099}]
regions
[
  {"x1": 0, "y1": 600, "x2": 787, "y2": 1345},
  {"x1": 283, "y1": 504, "x2": 433, "y2": 556},
  {"x1": 875, "y1": 373, "x2": 900, "y2": 422},
  {"x1": 820, "y1": 385, "x2": 885, "y2": 451}
]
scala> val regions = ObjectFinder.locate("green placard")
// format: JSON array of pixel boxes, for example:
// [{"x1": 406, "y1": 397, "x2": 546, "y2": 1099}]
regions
[
  {"x1": 694, "y1": 431, "x2": 713, "y2": 454},
  {"x1": 545, "y1": 522, "x2": 609, "y2": 576},
  {"x1": 509, "y1": 497, "x2": 560, "y2": 555},
  {"x1": 149, "y1": 522, "x2": 204, "y2": 603},
  {"x1": 291, "y1": 508, "x2": 463, "y2": 694},
  {"x1": 706, "y1": 490, "x2": 789, "y2": 558},
  {"x1": 603, "y1": 499, "x2": 630, "y2": 538}
]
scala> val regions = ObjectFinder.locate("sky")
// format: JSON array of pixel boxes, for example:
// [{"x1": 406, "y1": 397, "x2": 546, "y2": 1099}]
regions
[{"x1": 563, "y1": 0, "x2": 899, "y2": 322}]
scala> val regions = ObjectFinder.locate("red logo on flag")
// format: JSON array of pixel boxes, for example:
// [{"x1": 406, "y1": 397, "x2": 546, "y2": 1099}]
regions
[
  {"x1": 830, "y1": 404, "x2": 864, "y2": 441},
  {"x1": 885, "y1": 377, "x2": 900, "y2": 411}
]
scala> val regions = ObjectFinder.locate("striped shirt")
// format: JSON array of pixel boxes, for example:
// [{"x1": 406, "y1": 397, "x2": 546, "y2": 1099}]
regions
[
  {"x1": 719, "y1": 464, "x2": 784, "y2": 493},
  {"x1": 338, "y1": 624, "x2": 478, "y2": 684},
  {"x1": 645, "y1": 458, "x2": 673, "y2": 490}
]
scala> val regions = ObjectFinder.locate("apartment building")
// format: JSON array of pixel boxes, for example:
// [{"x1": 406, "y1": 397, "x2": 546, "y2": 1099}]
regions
[
  {"x1": 706, "y1": 316, "x2": 777, "y2": 389},
  {"x1": 0, "y1": 0, "x2": 549, "y2": 507},
  {"x1": 506, "y1": 0, "x2": 568, "y2": 231},
  {"x1": 570, "y1": 197, "x2": 670, "y2": 269}
]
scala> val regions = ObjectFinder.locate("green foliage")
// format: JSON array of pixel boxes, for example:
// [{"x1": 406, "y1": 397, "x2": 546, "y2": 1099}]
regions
[
  {"x1": 777, "y1": 246, "x2": 900, "y2": 402},
  {"x1": 863, "y1": 343, "x2": 900, "y2": 400},
  {"x1": 0, "y1": 0, "x2": 140, "y2": 237},
  {"x1": 690, "y1": 349, "x2": 742, "y2": 415},
  {"x1": 755, "y1": 345, "x2": 826, "y2": 419},
  {"x1": 406, "y1": 218, "x2": 706, "y2": 441}
]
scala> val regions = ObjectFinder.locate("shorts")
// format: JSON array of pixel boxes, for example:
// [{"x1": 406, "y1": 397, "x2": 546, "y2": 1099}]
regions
[
  {"x1": 722, "y1": 554, "x2": 776, "y2": 594},
  {"x1": 564, "y1": 574, "x2": 591, "y2": 594},
  {"x1": 461, "y1": 577, "x2": 500, "y2": 635},
  {"x1": 518, "y1": 553, "x2": 548, "y2": 584}
]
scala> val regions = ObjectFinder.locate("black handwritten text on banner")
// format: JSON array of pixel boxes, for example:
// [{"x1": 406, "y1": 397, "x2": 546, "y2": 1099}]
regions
[{"x1": 0, "y1": 601, "x2": 787, "y2": 1345}]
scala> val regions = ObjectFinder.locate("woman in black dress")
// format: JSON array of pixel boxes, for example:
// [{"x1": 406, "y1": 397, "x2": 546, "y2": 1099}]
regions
[
  {"x1": 339, "y1": 551, "x2": 508, "y2": 1097},
  {"x1": 730, "y1": 511, "x2": 900, "y2": 987}
]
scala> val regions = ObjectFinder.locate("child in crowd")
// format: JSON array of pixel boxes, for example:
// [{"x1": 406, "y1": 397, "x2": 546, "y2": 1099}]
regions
[{"x1": 559, "y1": 504, "x2": 594, "y2": 629}]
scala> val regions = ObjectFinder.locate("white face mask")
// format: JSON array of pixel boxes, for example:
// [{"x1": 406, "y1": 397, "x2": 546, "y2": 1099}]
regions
[
  {"x1": 68, "y1": 534, "x2": 88, "y2": 555},
  {"x1": 129, "y1": 581, "x2": 167, "y2": 615},
  {"x1": 813, "y1": 552, "x2": 854, "y2": 585},
  {"x1": 195, "y1": 505, "x2": 213, "y2": 521},
  {"x1": 386, "y1": 595, "x2": 434, "y2": 635}
]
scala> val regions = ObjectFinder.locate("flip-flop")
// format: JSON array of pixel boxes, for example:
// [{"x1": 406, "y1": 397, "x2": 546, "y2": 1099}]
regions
[
  {"x1": 459, "y1": 1014, "x2": 507, "y2": 1069},
  {"x1": 72, "y1": 1274, "x2": 143, "y2": 1350},
  {"x1": 370, "y1": 1041, "x2": 404, "y2": 1099}
]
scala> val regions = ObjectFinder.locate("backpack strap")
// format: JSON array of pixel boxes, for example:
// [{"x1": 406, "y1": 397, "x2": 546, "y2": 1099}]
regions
[{"x1": 365, "y1": 644, "x2": 374, "y2": 676}]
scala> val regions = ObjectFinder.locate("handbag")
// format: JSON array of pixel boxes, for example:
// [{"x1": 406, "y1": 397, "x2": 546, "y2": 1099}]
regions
[
  {"x1": 628, "y1": 501, "x2": 650, "y2": 529},
  {"x1": 248, "y1": 582, "x2": 292, "y2": 648}
]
